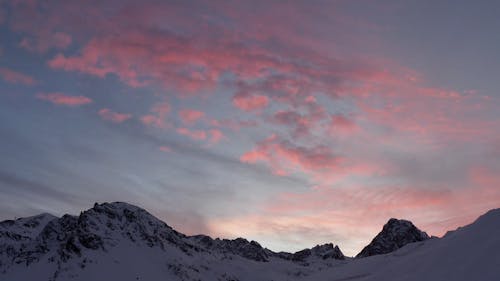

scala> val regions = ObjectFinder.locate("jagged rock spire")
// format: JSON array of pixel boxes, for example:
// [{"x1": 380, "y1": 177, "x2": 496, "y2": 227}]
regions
[{"x1": 356, "y1": 218, "x2": 429, "y2": 258}]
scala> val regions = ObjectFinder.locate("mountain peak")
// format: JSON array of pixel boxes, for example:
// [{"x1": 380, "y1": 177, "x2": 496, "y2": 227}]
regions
[
  {"x1": 91, "y1": 201, "x2": 145, "y2": 212},
  {"x1": 291, "y1": 243, "x2": 345, "y2": 262},
  {"x1": 476, "y1": 208, "x2": 500, "y2": 221},
  {"x1": 84, "y1": 201, "x2": 173, "y2": 229},
  {"x1": 0, "y1": 212, "x2": 57, "y2": 240},
  {"x1": 356, "y1": 218, "x2": 429, "y2": 258}
]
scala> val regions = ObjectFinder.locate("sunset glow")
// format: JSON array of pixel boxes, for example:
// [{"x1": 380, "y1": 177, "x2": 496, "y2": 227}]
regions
[{"x1": 0, "y1": 0, "x2": 499, "y2": 256}]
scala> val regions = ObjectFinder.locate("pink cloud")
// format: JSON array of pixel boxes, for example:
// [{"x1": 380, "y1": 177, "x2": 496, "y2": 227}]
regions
[
  {"x1": 354, "y1": 86, "x2": 495, "y2": 144},
  {"x1": 36, "y1": 92, "x2": 92, "y2": 106},
  {"x1": 0, "y1": 67, "x2": 36, "y2": 85},
  {"x1": 210, "y1": 118, "x2": 258, "y2": 131},
  {"x1": 140, "y1": 115, "x2": 158, "y2": 127},
  {"x1": 176, "y1": 127, "x2": 207, "y2": 141},
  {"x1": 98, "y1": 108, "x2": 132, "y2": 123},
  {"x1": 39, "y1": 7, "x2": 387, "y2": 100},
  {"x1": 241, "y1": 132, "x2": 388, "y2": 184},
  {"x1": 241, "y1": 134, "x2": 342, "y2": 176},
  {"x1": 209, "y1": 129, "x2": 224, "y2": 144},
  {"x1": 232, "y1": 92, "x2": 269, "y2": 112},
  {"x1": 17, "y1": 2, "x2": 492, "y2": 184},
  {"x1": 48, "y1": 52, "x2": 111, "y2": 78},
  {"x1": 175, "y1": 128, "x2": 223, "y2": 144},
  {"x1": 31, "y1": 1, "x2": 490, "y2": 148},
  {"x1": 178, "y1": 109, "x2": 205, "y2": 125},
  {"x1": 240, "y1": 148, "x2": 267, "y2": 162},
  {"x1": 47, "y1": 32, "x2": 244, "y2": 92},
  {"x1": 331, "y1": 114, "x2": 355, "y2": 128},
  {"x1": 330, "y1": 114, "x2": 358, "y2": 135},
  {"x1": 259, "y1": 94, "x2": 330, "y2": 139},
  {"x1": 271, "y1": 110, "x2": 312, "y2": 138},
  {"x1": 267, "y1": 186, "x2": 449, "y2": 217},
  {"x1": 159, "y1": 146, "x2": 172, "y2": 153},
  {"x1": 9, "y1": 1, "x2": 491, "y2": 147},
  {"x1": 140, "y1": 102, "x2": 171, "y2": 128},
  {"x1": 20, "y1": 31, "x2": 72, "y2": 53}
]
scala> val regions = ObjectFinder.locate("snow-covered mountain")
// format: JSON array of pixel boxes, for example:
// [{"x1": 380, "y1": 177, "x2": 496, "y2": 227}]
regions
[{"x1": 1, "y1": 202, "x2": 499, "y2": 281}]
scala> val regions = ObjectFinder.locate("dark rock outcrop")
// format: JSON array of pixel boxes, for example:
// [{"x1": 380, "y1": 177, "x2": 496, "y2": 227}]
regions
[
  {"x1": 356, "y1": 218, "x2": 429, "y2": 258},
  {"x1": 291, "y1": 243, "x2": 345, "y2": 261}
]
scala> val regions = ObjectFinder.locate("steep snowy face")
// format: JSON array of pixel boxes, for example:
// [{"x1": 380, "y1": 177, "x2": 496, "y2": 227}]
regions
[
  {"x1": 75, "y1": 202, "x2": 188, "y2": 249},
  {"x1": 0, "y1": 202, "x2": 199, "y2": 271},
  {"x1": 0, "y1": 213, "x2": 57, "y2": 241},
  {"x1": 0, "y1": 213, "x2": 57, "y2": 268},
  {"x1": 356, "y1": 218, "x2": 429, "y2": 258}
]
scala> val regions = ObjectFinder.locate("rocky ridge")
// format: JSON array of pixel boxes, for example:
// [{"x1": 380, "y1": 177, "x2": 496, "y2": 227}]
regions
[{"x1": 0, "y1": 202, "x2": 346, "y2": 276}]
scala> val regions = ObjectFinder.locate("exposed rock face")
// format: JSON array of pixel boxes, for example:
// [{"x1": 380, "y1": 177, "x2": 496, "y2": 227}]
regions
[
  {"x1": 0, "y1": 213, "x2": 58, "y2": 267},
  {"x1": 190, "y1": 236, "x2": 346, "y2": 263},
  {"x1": 356, "y1": 218, "x2": 429, "y2": 258},
  {"x1": 291, "y1": 243, "x2": 345, "y2": 262},
  {"x1": 189, "y1": 235, "x2": 270, "y2": 262}
]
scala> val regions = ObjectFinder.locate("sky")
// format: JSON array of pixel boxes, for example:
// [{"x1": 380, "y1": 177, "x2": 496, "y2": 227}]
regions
[{"x1": 0, "y1": 0, "x2": 499, "y2": 256}]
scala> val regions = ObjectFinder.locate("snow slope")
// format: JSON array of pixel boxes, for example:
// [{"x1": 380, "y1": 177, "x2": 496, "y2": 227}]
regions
[
  {"x1": 305, "y1": 208, "x2": 500, "y2": 281},
  {"x1": 1, "y1": 202, "x2": 499, "y2": 281}
]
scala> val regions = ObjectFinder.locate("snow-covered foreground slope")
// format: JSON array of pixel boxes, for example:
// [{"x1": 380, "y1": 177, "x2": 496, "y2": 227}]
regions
[
  {"x1": 305, "y1": 208, "x2": 500, "y2": 281},
  {"x1": 1, "y1": 202, "x2": 499, "y2": 281}
]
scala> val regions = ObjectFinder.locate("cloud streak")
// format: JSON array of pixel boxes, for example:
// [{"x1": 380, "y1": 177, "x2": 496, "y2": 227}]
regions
[
  {"x1": 98, "y1": 108, "x2": 132, "y2": 123},
  {"x1": 36, "y1": 92, "x2": 92, "y2": 106},
  {"x1": 0, "y1": 67, "x2": 36, "y2": 85},
  {"x1": 179, "y1": 109, "x2": 205, "y2": 125}
]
